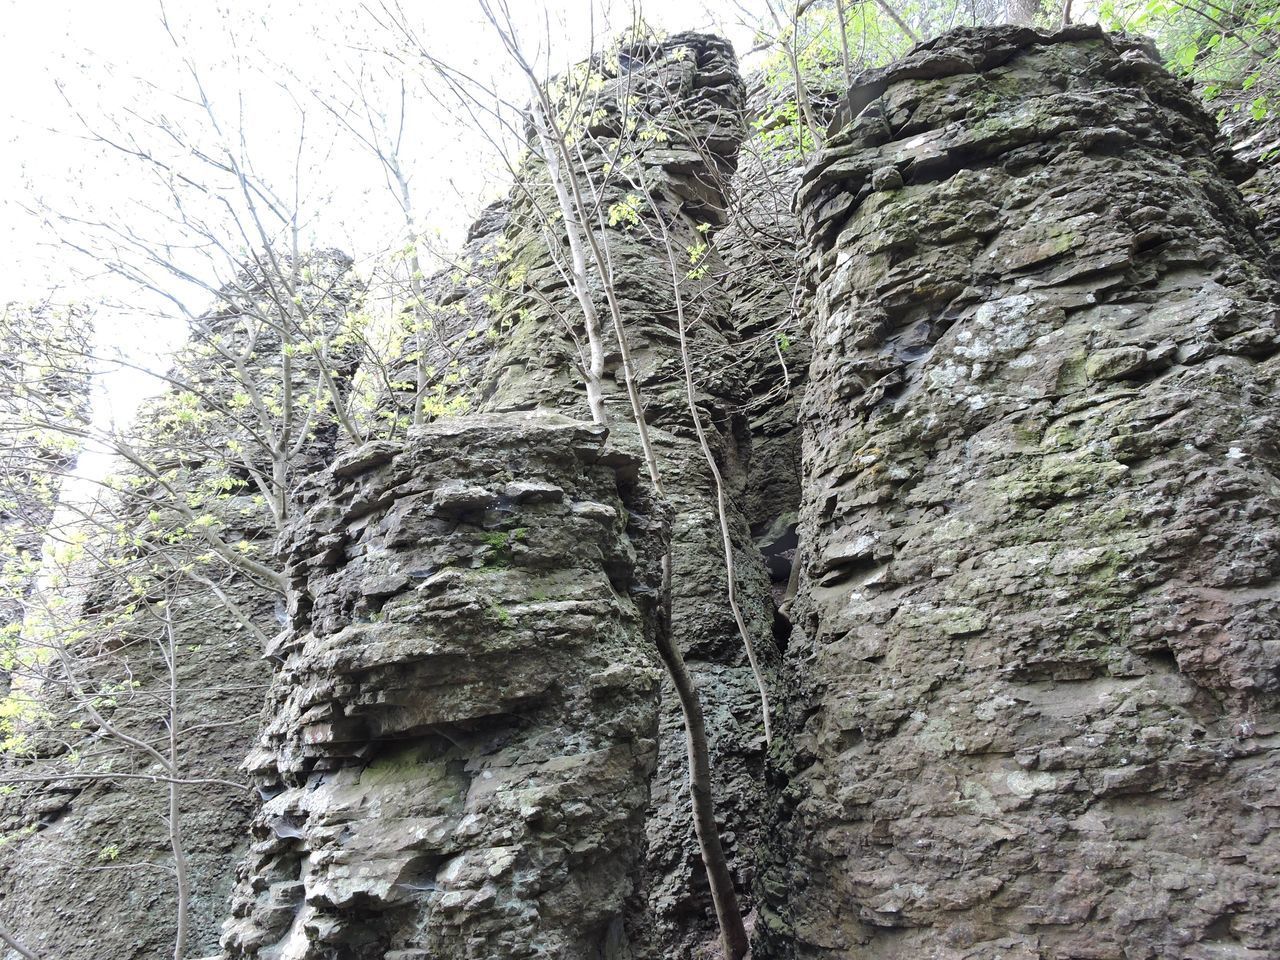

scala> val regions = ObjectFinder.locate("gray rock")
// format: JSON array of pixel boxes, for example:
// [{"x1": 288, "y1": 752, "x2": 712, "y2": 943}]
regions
[
  {"x1": 762, "y1": 24, "x2": 1280, "y2": 960},
  {"x1": 221, "y1": 415, "x2": 668, "y2": 960}
]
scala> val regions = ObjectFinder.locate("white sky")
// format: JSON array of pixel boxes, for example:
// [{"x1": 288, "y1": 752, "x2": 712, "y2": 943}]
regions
[{"x1": 0, "y1": 0, "x2": 759, "y2": 301}]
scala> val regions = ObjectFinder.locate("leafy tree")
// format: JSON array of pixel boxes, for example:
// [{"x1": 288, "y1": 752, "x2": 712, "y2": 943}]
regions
[{"x1": 1102, "y1": 0, "x2": 1279, "y2": 133}]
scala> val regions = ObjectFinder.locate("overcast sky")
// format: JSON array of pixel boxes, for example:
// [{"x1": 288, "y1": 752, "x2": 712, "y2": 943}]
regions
[{"x1": 0, "y1": 0, "x2": 759, "y2": 303}]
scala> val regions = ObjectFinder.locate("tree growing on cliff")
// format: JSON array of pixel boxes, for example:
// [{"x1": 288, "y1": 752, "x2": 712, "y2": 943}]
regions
[
  {"x1": 371, "y1": 5, "x2": 781, "y2": 955},
  {"x1": 0, "y1": 12, "x2": 411, "y2": 953},
  {"x1": 473, "y1": 6, "x2": 754, "y2": 955}
]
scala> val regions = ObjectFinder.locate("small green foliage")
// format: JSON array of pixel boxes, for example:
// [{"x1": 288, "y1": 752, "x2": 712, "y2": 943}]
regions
[
  {"x1": 686, "y1": 239, "x2": 710, "y2": 280},
  {"x1": 1100, "y1": 0, "x2": 1280, "y2": 130},
  {"x1": 607, "y1": 194, "x2": 645, "y2": 230},
  {"x1": 0, "y1": 824, "x2": 37, "y2": 848},
  {"x1": 479, "y1": 526, "x2": 530, "y2": 572}
]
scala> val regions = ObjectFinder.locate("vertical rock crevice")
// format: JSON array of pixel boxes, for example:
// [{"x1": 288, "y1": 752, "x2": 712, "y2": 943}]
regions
[{"x1": 760, "y1": 24, "x2": 1280, "y2": 959}]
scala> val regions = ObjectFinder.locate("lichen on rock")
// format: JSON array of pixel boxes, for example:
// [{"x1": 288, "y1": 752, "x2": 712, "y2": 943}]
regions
[
  {"x1": 759, "y1": 24, "x2": 1280, "y2": 959},
  {"x1": 222, "y1": 414, "x2": 669, "y2": 959}
]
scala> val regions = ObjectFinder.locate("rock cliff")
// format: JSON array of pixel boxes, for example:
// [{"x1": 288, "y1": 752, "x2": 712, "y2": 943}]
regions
[
  {"x1": 222, "y1": 415, "x2": 668, "y2": 958},
  {"x1": 761, "y1": 24, "x2": 1280, "y2": 959},
  {"x1": 3, "y1": 22, "x2": 1279, "y2": 960},
  {"x1": 222, "y1": 33, "x2": 786, "y2": 959}
]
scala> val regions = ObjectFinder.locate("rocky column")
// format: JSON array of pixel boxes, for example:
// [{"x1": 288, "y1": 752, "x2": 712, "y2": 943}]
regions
[
  {"x1": 762, "y1": 26, "x2": 1280, "y2": 958},
  {"x1": 221, "y1": 414, "x2": 668, "y2": 960},
  {"x1": 473, "y1": 34, "x2": 781, "y2": 955}
]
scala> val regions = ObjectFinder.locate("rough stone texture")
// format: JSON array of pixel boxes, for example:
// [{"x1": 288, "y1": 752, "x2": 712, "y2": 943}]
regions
[
  {"x1": 221, "y1": 33, "x2": 784, "y2": 959},
  {"x1": 718, "y1": 81, "x2": 810, "y2": 602},
  {"x1": 470, "y1": 35, "x2": 781, "y2": 956},
  {"x1": 1235, "y1": 123, "x2": 1280, "y2": 271},
  {"x1": 221, "y1": 414, "x2": 668, "y2": 959},
  {"x1": 16, "y1": 22, "x2": 1280, "y2": 960},
  {"x1": 0, "y1": 588, "x2": 267, "y2": 960},
  {"x1": 759, "y1": 25, "x2": 1280, "y2": 959}
]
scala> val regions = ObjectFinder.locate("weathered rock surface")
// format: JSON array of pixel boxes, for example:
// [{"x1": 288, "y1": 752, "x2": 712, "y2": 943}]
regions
[
  {"x1": 759, "y1": 25, "x2": 1280, "y2": 959},
  {"x1": 11, "y1": 21, "x2": 1280, "y2": 960},
  {"x1": 469, "y1": 34, "x2": 782, "y2": 956},
  {"x1": 221, "y1": 414, "x2": 668, "y2": 959},
  {"x1": 718, "y1": 81, "x2": 810, "y2": 602},
  {"x1": 1236, "y1": 125, "x2": 1280, "y2": 271},
  {"x1": 221, "y1": 33, "x2": 785, "y2": 959}
]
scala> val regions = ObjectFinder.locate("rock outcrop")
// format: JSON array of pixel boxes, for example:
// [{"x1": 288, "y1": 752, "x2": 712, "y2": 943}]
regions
[
  {"x1": 759, "y1": 25, "x2": 1280, "y2": 959},
  {"x1": 7, "y1": 21, "x2": 1280, "y2": 960},
  {"x1": 222, "y1": 414, "x2": 668, "y2": 958},
  {"x1": 1237, "y1": 125, "x2": 1280, "y2": 271},
  {"x1": 472, "y1": 35, "x2": 787, "y2": 955},
  {"x1": 220, "y1": 32, "x2": 789, "y2": 959}
]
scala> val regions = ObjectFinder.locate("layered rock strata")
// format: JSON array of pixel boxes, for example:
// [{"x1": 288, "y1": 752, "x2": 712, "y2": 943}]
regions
[
  {"x1": 221, "y1": 414, "x2": 668, "y2": 959},
  {"x1": 1237, "y1": 125, "x2": 1280, "y2": 271},
  {"x1": 471, "y1": 34, "x2": 780, "y2": 955},
  {"x1": 222, "y1": 32, "x2": 784, "y2": 959},
  {"x1": 761, "y1": 25, "x2": 1280, "y2": 959}
]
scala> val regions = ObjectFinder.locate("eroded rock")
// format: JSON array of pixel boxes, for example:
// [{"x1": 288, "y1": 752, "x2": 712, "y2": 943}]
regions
[
  {"x1": 221, "y1": 414, "x2": 669, "y2": 959},
  {"x1": 762, "y1": 25, "x2": 1280, "y2": 959}
]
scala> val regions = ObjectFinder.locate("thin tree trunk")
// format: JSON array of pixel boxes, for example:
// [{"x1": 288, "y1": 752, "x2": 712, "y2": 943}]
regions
[
  {"x1": 654, "y1": 553, "x2": 750, "y2": 960},
  {"x1": 835, "y1": 0, "x2": 854, "y2": 91},
  {"x1": 647, "y1": 191, "x2": 774, "y2": 747},
  {"x1": 0, "y1": 921, "x2": 41, "y2": 960},
  {"x1": 168, "y1": 777, "x2": 189, "y2": 960},
  {"x1": 876, "y1": 0, "x2": 920, "y2": 43},
  {"x1": 165, "y1": 617, "x2": 189, "y2": 960},
  {"x1": 760, "y1": 1, "x2": 823, "y2": 153},
  {"x1": 526, "y1": 93, "x2": 609, "y2": 425},
  {"x1": 475, "y1": 7, "x2": 750, "y2": 954}
]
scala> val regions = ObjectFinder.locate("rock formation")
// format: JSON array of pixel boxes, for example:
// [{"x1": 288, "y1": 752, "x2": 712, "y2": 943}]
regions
[
  {"x1": 222, "y1": 33, "x2": 787, "y2": 959},
  {"x1": 3, "y1": 21, "x2": 1280, "y2": 960},
  {"x1": 222, "y1": 415, "x2": 668, "y2": 958},
  {"x1": 760, "y1": 24, "x2": 1280, "y2": 959}
]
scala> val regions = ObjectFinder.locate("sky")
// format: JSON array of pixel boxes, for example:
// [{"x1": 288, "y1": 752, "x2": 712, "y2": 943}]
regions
[
  {"x1": 0, "y1": 0, "x2": 763, "y2": 439},
  {"x1": 0, "y1": 0, "x2": 759, "y2": 303}
]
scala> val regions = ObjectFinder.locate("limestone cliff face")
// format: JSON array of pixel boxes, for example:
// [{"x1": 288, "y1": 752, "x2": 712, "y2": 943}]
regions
[
  {"x1": 6, "y1": 23, "x2": 1280, "y2": 960},
  {"x1": 448, "y1": 33, "x2": 783, "y2": 957},
  {"x1": 222, "y1": 415, "x2": 668, "y2": 958},
  {"x1": 1238, "y1": 126, "x2": 1280, "y2": 274},
  {"x1": 221, "y1": 33, "x2": 784, "y2": 960},
  {"x1": 759, "y1": 25, "x2": 1280, "y2": 959},
  {"x1": 217, "y1": 26, "x2": 1280, "y2": 960}
]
